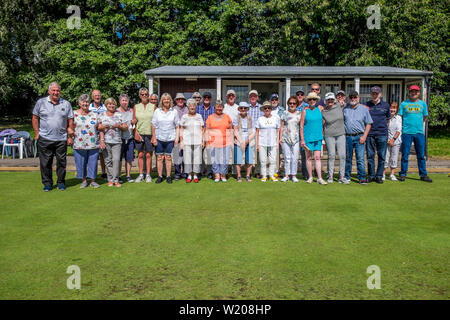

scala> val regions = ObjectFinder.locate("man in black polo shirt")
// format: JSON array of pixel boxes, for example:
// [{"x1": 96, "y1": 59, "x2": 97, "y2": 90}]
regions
[{"x1": 366, "y1": 86, "x2": 391, "y2": 183}]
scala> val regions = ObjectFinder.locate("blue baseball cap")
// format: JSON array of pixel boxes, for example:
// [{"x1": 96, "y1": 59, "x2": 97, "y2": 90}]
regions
[{"x1": 269, "y1": 93, "x2": 279, "y2": 100}]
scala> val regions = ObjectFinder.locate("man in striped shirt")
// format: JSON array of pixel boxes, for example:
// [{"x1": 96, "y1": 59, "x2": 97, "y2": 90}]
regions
[
  {"x1": 247, "y1": 90, "x2": 263, "y2": 178},
  {"x1": 196, "y1": 91, "x2": 215, "y2": 178}
]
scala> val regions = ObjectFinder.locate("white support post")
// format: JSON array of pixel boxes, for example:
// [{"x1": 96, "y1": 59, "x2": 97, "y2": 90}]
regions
[
  {"x1": 285, "y1": 77, "x2": 291, "y2": 106},
  {"x1": 422, "y1": 77, "x2": 428, "y2": 147},
  {"x1": 421, "y1": 77, "x2": 427, "y2": 103},
  {"x1": 148, "y1": 76, "x2": 154, "y2": 95},
  {"x1": 216, "y1": 77, "x2": 222, "y2": 101},
  {"x1": 354, "y1": 76, "x2": 360, "y2": 94}
]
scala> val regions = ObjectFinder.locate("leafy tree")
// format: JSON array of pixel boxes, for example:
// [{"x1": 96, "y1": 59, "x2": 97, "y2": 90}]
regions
[{"x1": 0, "y1": 0, "x2": 448, "y2": 126}]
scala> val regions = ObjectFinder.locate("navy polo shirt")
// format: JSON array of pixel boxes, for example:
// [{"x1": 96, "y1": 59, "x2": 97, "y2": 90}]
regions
[{"x1": 366, "y1": 99, "x2": 391, "y2": 136}]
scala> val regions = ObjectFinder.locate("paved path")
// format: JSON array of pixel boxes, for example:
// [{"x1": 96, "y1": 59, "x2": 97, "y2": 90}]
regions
[{"x1": 1, "y1": 154, "x2": 449, "y2": 173}]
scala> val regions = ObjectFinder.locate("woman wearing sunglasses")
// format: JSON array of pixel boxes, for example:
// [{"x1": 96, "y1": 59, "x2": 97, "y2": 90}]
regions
[
  {"x1": 300, "y1": 92, "x2": 327, "y2": 185},
  {"x1": 133, "y1": 87, "x2": 156, "y2": 183},
  {"x1": 279, "y1": 96, "x2": 302, "y2": 182}
]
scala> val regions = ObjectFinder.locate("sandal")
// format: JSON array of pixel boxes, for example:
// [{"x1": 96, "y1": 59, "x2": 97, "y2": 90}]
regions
[
  {"x1": 237, "y1": 177, "x2": 242, "y2": 182},
  {"x1": 245, "y1": 176, "x2": 252, "y2": 182}
]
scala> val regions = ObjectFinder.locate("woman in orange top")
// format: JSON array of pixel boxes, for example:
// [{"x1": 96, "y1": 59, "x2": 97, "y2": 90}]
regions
[{"x1": 205, "y1": 100, "x2": 233, "y2": 182}]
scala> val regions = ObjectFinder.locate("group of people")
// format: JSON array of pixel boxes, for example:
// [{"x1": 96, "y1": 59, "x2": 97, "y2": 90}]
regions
[{"x1": 31, "y1": 81, "x2": 432, "y2": 191}]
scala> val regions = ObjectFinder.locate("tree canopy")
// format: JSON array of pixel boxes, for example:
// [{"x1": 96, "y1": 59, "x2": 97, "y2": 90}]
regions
[{"x1": 1, "y1": 0, "x2": 448, "y2": 126}]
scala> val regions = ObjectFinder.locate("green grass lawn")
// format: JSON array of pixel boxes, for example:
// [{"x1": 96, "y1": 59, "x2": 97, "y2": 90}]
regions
[{"x1": 0, "y1": 172, "x2": 448, "y2": 300}]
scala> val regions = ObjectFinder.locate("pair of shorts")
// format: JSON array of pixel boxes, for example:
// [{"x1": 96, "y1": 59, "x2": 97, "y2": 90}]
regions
[
  {"x1": 121, "y1": 139, "x2": 135, "y2": 162},
  {"x1": 156, "y1": 140, "x2": 174, "y2": 155},
  {"x1": 135, "y1": 135, "x2": 154, "y2": 152},
  {"x1": 305, "y1": 140, "x2": 322, "y2": 151},
  {"x1": 234, "y1": 144, "x2": 254, "y2": 165}
]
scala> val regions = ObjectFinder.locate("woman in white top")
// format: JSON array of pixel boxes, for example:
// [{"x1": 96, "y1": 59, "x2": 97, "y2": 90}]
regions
[
  {"x1": 384, "y1": 102, "x2": 402, "y2": 181},
  {"x1": 255, "y1": 101, "x2": 281, "y2": 182},
  {"x1": 179, "y1": 98, "x2": 204, "y2": 183},
  {"x1": 151, "y1": 93, "x2": 180, "y2": 184}
]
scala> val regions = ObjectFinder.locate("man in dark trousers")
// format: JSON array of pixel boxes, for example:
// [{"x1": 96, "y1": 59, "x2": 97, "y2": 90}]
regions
[
  {"x1": 366, "y1": 86, "x2": 391, "y2": 183},
  {"x1": 32, "y1": 82, "x2": 74, "y2": 191}
]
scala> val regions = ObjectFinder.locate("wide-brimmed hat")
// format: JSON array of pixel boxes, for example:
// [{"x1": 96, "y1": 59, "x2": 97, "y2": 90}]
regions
[
  {"x1": 175, "y1": 93, "x2": 186, "y2": 100},
  {"x1": 305, "y1": 92, "x2": 320, "y2": 101},
  {"x1": 260, "y1": 101, "x2": 273, "y2": 111}
]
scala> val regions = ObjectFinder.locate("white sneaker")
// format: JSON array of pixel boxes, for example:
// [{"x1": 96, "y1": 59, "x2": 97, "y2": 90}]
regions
[
  {"x1": 214, "y1": 178, "x2": 220, "y2": 183},
  {"x1": 281, "y1": 176, "x2": 289, "y2": 182},
  {"x1": 306, "y1": 177, "x2": 314, "y2": 184},
  {"x1": 135, "y1": 174, "x2": 144, "y2": 183},
  {"x1": 327, "y1": 177, "x2": 334, "y2": 183},
  {"x1": 338, "y1": 177, "x2": 350, "y2": 185},
  {"x1": 292, "y1": 177, "x2": 299, "y2": 183},
  {"x1": 382, "y1": 174, "x2": 386, "y2": 181},
  {"x1": 146, "y1": 175, "x2": 152, "y2": 183},
  {"x1": 221, "y1": 178, "x2": 227, "y2": 182},
  {"x1": 270, "y1": 176, "x2": 278, "y2": 182},
  {"x1": 390, "y1": 174, "x2": 398, "y2": 181},
  {"x1": 317, "y1": 178, "x2": 328, "y2": 185}
]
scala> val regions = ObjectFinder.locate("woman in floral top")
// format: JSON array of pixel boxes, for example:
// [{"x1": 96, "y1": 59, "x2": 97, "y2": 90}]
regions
[
  {"x1": 98, "y1": 97, "x2": 128, "y2": 187},
  {"x1": 279, "y1": 96, "x2": 302, "y2": 183},
  {"x1": 71, "y1": 94, "x2": 101, "y2": 188}
]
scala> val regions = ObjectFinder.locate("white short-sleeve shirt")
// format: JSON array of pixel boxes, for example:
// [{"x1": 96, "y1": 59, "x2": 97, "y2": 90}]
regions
[
  {"x1": 151, "y1": 108, "x2": 179, "y2": 142},
  {"x1": 256, "y1": 115, "x2": 281, "y2": 147}
]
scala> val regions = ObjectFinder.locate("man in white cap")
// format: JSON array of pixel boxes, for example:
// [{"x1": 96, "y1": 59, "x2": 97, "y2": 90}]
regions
[
  {"x1": 247, "y1": 90, "x2": 263, "y2": 178},
  {"x1": 223, "y1": 89, "x2": 239, "y2": 122}
]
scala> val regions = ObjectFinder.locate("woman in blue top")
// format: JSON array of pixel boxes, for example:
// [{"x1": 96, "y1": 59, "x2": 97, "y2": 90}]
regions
[{"x1": 300, "y1": 92, "x2": 327, "y2": 185}]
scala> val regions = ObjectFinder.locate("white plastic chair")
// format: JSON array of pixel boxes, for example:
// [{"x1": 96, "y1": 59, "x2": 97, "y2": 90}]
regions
[{"x1": 1, "y1": 137, "x2": 26, "y2": 159}]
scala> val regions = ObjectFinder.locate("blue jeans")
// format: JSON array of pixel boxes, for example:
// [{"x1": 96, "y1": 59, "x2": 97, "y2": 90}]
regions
[
  {"x1": 400, "y1": 133, "x2": 427, "y2": 177},
  {"x1": 345, "y1": 134, "x2": 366, "y2": 181},
  {"x1": 74, "y1": 148, "x2": 99, "y2": 180},
  {"x1": 366, "y1": 135, "x2": 388, "y2": 179}
]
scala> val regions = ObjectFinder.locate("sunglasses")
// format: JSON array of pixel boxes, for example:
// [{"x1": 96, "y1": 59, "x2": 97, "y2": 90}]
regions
[
  {"x1": 349, "y1": 96, "x2": 358, "y2": 99},
  {"x1": 311, "y1": 88, "x2": 320, "y2": 91},
  {"x1": 203, "y1": 96, "x2": 211, "y2": 99},
  {"x1": 296, "y1": 93, "x2": 304, "y2": 96},
  {"x1": 140, "y1": 94, "x2": 149, "y2": 97},
  {"x1": 263, "y1": 107, "x2": 271, "y2": 110},
  {"x1": 288, "y1": 102, "x2": 297, "y2": 105}
]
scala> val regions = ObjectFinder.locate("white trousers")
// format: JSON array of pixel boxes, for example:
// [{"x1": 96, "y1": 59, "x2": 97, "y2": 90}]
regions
[
  {"x1": 183, "y1": 144, "x2": 202, "y2": 173},
  {"x1": 385, "y1": 144, "x2": 400, "y2": 169},
  {"x1": 281, "y1": 142, "x2": 300, "y2": 176},
  {"x1": 259, "y1": 145, "x2": 278, "y2": 178}
]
